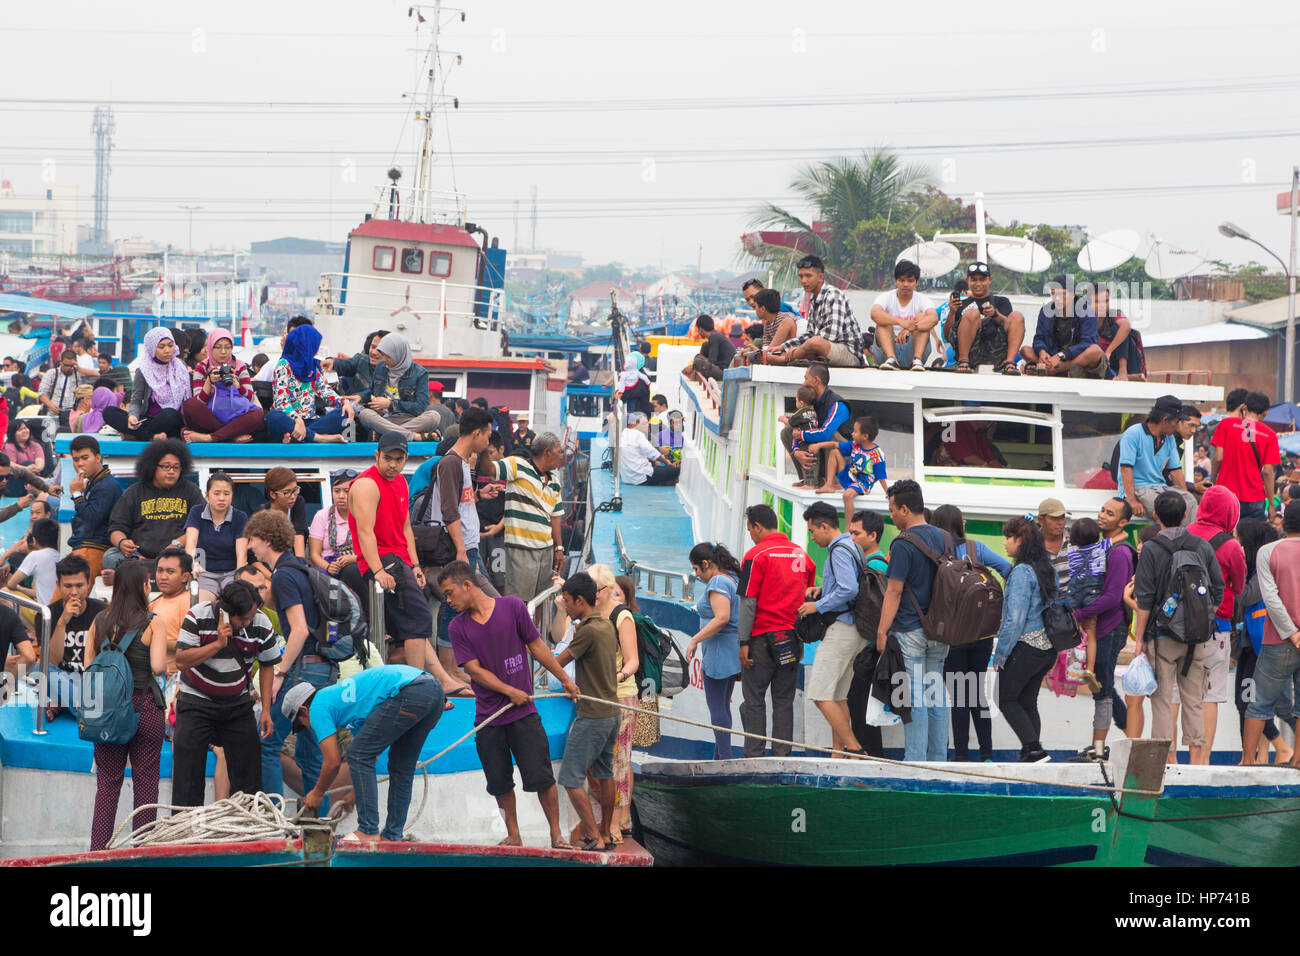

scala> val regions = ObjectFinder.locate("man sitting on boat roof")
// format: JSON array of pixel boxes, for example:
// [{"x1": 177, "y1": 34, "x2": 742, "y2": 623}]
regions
[
  {"x1": 945, "y1": 262, "x2": 1027, "y2": 375},
  {"x1": 768, "y1": 255, "x2": 866, "y2": 369},
  {"x1": 1023, "y1": 276, "x2": 1107, "y2": 379}
]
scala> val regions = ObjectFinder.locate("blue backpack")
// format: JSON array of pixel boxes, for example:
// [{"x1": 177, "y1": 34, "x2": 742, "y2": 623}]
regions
[{"x1": 77, "y1": 626, "x2": 144, "y2": 746}]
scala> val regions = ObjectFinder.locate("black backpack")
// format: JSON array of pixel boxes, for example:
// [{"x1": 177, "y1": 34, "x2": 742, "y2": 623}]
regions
[
  {"x1": 1146, "y1": 532, "x2": 1218, "y2": 675},
  {"x1": 847, "y1": 548, "x2": 890, "y2": 642}
]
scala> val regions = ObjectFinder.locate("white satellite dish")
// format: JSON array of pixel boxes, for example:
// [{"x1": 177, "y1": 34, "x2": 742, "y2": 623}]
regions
[
  {"x1": 896, "y1": 240, "x2": 960, "y2": 279},
  {"x1": 1077, "y1": 229, "x2": 1140, "y2": 272},
  {"x1": 1143, "y1": 237, "x2": 1203, "y2": 281},
  {"x1": 988, "y1": 239, "x2": 1052, "y2": 273}
]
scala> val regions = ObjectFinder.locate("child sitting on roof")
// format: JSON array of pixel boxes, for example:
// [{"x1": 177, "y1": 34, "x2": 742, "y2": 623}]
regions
[{"x1": 808, "y1": 415, "x2": 887, "y2": 526}]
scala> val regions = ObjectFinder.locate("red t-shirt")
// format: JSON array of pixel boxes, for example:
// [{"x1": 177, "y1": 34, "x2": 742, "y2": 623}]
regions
[
  {"x1": 349, "y1": 465, "x2": 412, "y2": 575},
  {"x1": 740, "y1": 531, "x2": 816, "y2": 637},
  {"x1": 1211, "y1": 417, "x2": 1281, "y2": 503}
]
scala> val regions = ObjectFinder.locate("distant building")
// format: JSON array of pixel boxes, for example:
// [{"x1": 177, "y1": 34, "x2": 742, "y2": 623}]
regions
[
  {"x1": 0, "y1": 183, "x2": 77, "y2": 255},
  {"x1": 249, "y1": 237, "x2": 345, "y2": 300},
  {"x1": 505, "y1": 250, "x2": 582, "y2": 273}
]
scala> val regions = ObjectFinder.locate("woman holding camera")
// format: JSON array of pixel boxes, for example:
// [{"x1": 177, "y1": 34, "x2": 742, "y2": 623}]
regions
[{"x1": 181, "y1": 329, "x2": 265, "y2": 443}]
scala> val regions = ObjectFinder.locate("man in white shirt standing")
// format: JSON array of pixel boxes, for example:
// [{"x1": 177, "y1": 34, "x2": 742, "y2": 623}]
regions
[
  {"x1": 870, "y1": 260, "x2": 942, "y2": 371},
  {"x1": 619, "y1": 412, "x2": 679, "y2": 486}
]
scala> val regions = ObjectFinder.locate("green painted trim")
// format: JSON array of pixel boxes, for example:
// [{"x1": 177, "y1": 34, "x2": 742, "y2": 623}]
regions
[{"x1": 926, "y1": 476, "x2": 1054, "y2": 487}]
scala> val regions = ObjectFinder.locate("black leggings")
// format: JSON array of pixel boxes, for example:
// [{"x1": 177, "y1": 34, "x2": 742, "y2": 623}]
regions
[
  {"x1": 102, "y1": 406, "x2": 184, "y2": 441},
  {"x1": 998, "y1": 642, "x2": 1057, "y2": 752},
  {"x1": 946, "y1": 639, "x2": 994, "y2": 759}
]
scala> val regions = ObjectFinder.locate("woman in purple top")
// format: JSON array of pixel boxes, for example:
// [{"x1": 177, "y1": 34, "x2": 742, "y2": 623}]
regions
[{"x1": 439, "y1": 561, "x2": 577, "y2": 849}]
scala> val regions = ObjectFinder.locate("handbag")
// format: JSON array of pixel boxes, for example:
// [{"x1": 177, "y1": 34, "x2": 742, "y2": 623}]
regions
[
  {"x1": 631, "y1": 695, "x2": 662, "y2": 747},
  {"x1": 208, "y1": 382, "x2": 258, "y2": 424},
  {"x1": 1043, "y1": 602, "x2": 1083, "y2": 653},
  {"x1": 409, "y1": 485, "x2": 457, "y2": 566},
  {"x1": 795, "y1": 609, "x2": 838, "y2": 644}
]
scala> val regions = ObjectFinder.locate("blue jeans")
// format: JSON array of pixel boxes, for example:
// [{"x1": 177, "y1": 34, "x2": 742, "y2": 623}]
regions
[
  {"x1": 703, "y1": 674, "x2": 737, "y2": 760},
  {"x1": 348, "y1": 677, "x2": 446, "y2": 840},
  {"x1": 897, "y1": 627, "x2": 950, "y2": 761},
  {"x1": 1245, "y1": 641, "x2": 1300, "y2": 723},
  {"x1": 262, "y1": 660, "x2": 337, "y2": 808},
  {"x1": 1094, "y1": 621, "x2": 1129, "y2": 732},
  {"x1": 264, "y1": 408, "x2": 346, "y2": 443}
]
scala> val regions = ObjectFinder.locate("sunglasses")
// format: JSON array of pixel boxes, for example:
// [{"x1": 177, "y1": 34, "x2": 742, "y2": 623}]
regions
[{"x1": 331, "y1": 469, "x2": 358, "y2": 482}]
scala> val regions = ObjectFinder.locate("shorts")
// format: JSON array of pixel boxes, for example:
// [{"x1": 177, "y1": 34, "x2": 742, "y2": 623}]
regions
[
  {"x1": 282, "y1": 726, "x2": 353, "y2": 760},
  {"x1": 805, "y1": 620, "x2": 867, "y2": 702},
  {"x1": 475, "y1": 712, "x2": 555, "y2": 796},
  {"x1": 557, "y1": 715, "x2": 619, "y2": 788},
  {"x1": 366, "y1": 556, "x2": 434, "y2": 645},
  {"x1": 835, "y1": 466, "x2": 871, "y2": 497},
  {"x1": 1203, "y1": 632, "x2": 1231, "y2": 704},
  {"x1": 1066, "y1": 352, "x2": 1109, "y2": 379},
  {"x1": 968, "y1": 320, "x2": 1009, "y2": 367},
  {"x1": 823, "y1": 341, "x2": 863, "y2": 369}
]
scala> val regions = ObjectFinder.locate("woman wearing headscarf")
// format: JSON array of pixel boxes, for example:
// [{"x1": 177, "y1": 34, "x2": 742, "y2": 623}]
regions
[
  {"x1": 77, "y1": 387, "x2": 117, "y2": 436},
  {"x1": 181, "y1": 329, "x2": 266, "y2": 443},
  {"x1": 102, "y1": 327, "x2": 188, "y2": 441},
  {"x1": 617, "y1": 355, "x2": 651, "y2": 416},
  {"x1": 354, "y1": 332, "x2": 445, "y2": 441},
  {"x1": 265, "y1": 324, "x2": 356, "y2": 443}
]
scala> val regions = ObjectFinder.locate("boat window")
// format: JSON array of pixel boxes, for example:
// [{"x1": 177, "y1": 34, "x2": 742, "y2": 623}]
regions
[
  {"x1": 400, "y1": 248, "x2": 424, "y2": 274},
  {"x1": 1061, "y1": 408, "x2": 1137, "y2": 491},
  {"x1": 225, "y1": 473, "x2": 326, "y2": 529},
  {"x1": 373, "y1": 245, "x2": 396, "y2": 271},
  {"x1": 848, "y1": 399, "x2": 915, "y2": 481},
  {"x1": 921, "y1": 400, "x2": 1053, "y2": 474},
  {"x1": 429, "y1": 252, "x2": 453, "y2": 278}
]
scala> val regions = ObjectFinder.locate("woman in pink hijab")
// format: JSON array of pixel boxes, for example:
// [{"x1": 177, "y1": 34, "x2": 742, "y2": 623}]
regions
[{"x1": 181, "y1": 328, "x2": 265, "y2": 443}]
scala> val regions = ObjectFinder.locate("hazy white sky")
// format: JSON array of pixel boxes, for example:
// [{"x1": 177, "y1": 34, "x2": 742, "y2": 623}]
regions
[{"x1": 3, "y1": 0, "x2": 1298, "y2": 275}]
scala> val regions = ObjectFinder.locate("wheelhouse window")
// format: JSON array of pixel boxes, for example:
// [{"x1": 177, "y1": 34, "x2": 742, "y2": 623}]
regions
[
  {"x1": 922, "y1": 401, "x2": 1055, "y2": 476},
  {"x1": 778, "y1": 396, "x2": 915, "y2": 481},
  {"x1": 429, "y1": 252, "x2": 453, "y2": 278},
  {"x1": 373, "y1": 246, "x2": 395, "y2": 271},
  {"x1": 400, "y1": 247, "x2": 424, "y2": 274}
]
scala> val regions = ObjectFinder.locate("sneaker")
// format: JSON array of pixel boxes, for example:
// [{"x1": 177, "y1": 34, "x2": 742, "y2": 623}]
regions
[
  {"x1": 910, "y1": 357, "x2": 926, "y2": 371},
  {"x1": 879, "y1": 357, "x2": 901, "y2": 371},
  {"x1": 1081, "y1": 669, "x2": 1102, "y2": 694},
  {"x1": 1019, "y1": 749, "x2": 1051, "y2": 763}
]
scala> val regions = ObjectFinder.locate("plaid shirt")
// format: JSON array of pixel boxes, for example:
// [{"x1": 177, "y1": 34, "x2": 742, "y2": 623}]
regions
[{"x1": 787, "y1": 283, "x2": 865, "y2": 357}]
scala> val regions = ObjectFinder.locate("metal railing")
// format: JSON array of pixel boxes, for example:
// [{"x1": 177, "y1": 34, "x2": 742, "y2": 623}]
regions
[
  {"x1": 0, "y1": 591, "x2": 54, "y2": 735},
  {"x1": 526, "y1": 582, "x2": 563, "y2": 685},
  {"x1": 613, "y1": 526, "x2": 695, "y2": 602},
  {"x1": 369, "y1": 579, "x2": 388, "y2": 665},
  {"x1": 368, "y1": 184, "x2": 467, "y2": 225},
  {"x1": 316, "y1": 272, "x2": 505, "y2": 331}
]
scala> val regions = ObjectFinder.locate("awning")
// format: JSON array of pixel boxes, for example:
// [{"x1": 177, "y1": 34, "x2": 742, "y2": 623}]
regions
[{"x1": 0, "y1": 293, "x2": 96, "y2": 321}]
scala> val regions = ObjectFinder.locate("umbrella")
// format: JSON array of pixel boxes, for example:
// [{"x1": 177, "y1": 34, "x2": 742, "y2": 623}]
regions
[{"x1": 1264, "y1": 402, "x2": 1300, "y2": 432}]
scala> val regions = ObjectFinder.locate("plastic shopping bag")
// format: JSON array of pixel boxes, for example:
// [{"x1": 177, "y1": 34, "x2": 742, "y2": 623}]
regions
[
  {"x1": 1121, "y1": 653, "x2": 1158, "y2": 697},
  {"x1": 865, "y1": 693, "x2": 901, "y2": 727}
]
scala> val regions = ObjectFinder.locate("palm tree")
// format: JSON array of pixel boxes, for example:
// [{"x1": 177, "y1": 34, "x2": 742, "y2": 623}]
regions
[{"x1": 745, "y1": 148, "x2": 935, "y2": 287}]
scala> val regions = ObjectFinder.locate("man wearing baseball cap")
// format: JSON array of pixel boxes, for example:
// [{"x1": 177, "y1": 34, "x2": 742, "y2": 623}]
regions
[
  {"x1": 1117, "y1": 395, "x2": 1198, "y2": 524},
  {"x1": 1037, "y1": 497, "x2": 1071, "y2": 592},
  {"x1": 945, "y1": 262, "x2": 1027, "y2": 374},
  {"x1": 284, "y1": 663, "x2": 447, "y2": 842}
]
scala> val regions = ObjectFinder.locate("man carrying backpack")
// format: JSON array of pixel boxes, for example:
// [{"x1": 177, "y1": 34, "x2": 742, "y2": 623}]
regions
[
  {"x1": 799, "y1": 502, "x2": 869, "y2": 756},
  {"x1": 1068, "y1": 498, "x2": 1135, "y2": 762},
  {"x1": 1132, "y1": 491, "x2": 1225, "y2": 764},
  {"x1": 847, "y1": 512, "x2": 889, "y2": 756}
]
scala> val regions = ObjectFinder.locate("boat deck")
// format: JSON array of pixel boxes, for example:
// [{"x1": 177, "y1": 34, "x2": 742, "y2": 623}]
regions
[{"x1": 587, "y1": 436, "x2": 694, "y2": 579}]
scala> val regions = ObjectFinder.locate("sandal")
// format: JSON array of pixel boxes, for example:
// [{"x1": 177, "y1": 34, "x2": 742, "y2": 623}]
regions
[
  {"x1": 997, "y1": 361, "x2": 1021, "y2": 376},
  {"x1": 577, "y1": 837, "x2": 601, "y2": 852},
  {"x1": 954, "y1": 360, "x2": 973, "y2": 374},
  {"x1": 551, "y1": 839, "x2": 579, "y2": 850}
]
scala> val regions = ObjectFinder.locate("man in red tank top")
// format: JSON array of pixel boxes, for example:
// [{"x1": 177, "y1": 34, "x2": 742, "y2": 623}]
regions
[{"x1": 349, "y1": 433, "x2": 465, "y2": 692}]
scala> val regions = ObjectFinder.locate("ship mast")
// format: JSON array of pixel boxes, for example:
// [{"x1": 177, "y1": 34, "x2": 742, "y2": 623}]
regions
[{"x1": 411, "y1": 2, "x2": 443, "y2": 225}]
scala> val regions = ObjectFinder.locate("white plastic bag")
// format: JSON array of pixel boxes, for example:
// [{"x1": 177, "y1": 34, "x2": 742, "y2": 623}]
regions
[
  {"x1": 865, "y1": 693, "x2": 901, "y2": 727},
  {"x1": 1121, "y1": 653, "x2": 1158, "y2": 697}
]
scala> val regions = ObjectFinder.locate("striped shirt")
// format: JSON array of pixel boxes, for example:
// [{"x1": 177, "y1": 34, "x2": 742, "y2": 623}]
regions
[
  {"x1": 177, "y1": 601, "x2": 281, "y2": 700},
  {"x1": 191, "y1": 357, "x2": 258, "y2": 404},
  {"x1": 492, "y1": 455, "x2": 564, "y2": 550}
]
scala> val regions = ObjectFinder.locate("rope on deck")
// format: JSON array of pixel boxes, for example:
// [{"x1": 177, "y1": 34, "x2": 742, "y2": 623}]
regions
[{"x1": 106, "y1": 790, "x2": 341, "y2": 850}]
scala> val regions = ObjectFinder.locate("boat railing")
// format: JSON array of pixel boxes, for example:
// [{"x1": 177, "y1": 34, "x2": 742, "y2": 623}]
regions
[
  {"x1": 526, "y1": 582, "x2": 564, "y2": 684},
  {"x1": 0, "y1": 591, "x2": 54, "y2": 735},
  {"x1": 316, "y1": 272, "x2": 506, "y2": 336},
  {"x1": 368, "y1": 184, "x2": 468, "y2": 225},
  {"x1": 368, "y1": 579, "x2": 388, "y2": 665},
  {"x1": 614, "y1": 526, "x2": 695, "y2": 602}
]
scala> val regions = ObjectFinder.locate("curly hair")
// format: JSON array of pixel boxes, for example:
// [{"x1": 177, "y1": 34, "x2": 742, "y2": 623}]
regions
[
  {"x1": 136, "y1": 437, "x2": 193, "y2": 484},
  {"x1": 243, "y1": 508, "x2": 296, "y2": 555}
]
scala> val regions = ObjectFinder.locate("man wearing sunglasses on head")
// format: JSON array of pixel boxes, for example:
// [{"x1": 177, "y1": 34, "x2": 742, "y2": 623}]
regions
[{"x1": 944, "y1": 262, "x2": 1027, "y2": 375}]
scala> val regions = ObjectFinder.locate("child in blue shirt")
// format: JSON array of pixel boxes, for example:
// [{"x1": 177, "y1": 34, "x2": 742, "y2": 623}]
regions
[{"x1": 810, "y1": 415, "x2": 887, "y2": 526}]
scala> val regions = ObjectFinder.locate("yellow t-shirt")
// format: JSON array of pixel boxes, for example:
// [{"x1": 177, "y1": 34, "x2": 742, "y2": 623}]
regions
[{"x1": 612, "y1": 607, "x2": 638, "y2": 699}]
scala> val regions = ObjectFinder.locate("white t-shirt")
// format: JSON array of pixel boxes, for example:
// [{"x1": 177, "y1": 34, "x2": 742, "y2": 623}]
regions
[
  {"x1": 76, "y1": 353, "x2": 98, "y2": 374},
  {"x1": 619, "y1": 428, "x2": 660, "y2": 484},
  {"x1": 18, "y1": 548, "x2": 59, "y2": 605},
  {"x1": 873, "y1": 289, "x2": 935, "y2": 320}
]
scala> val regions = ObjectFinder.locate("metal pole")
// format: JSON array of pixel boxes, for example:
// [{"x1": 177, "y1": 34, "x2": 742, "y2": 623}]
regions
[
  {"x1": 371, "y1": 580, "x2": 387, "y2": 665},
  {"x1": 1287, "y1": 165, "x2": 1298, "y2": 405}
]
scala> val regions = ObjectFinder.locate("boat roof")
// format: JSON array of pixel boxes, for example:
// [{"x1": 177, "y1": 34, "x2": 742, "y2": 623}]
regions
[
  {"x1": 730, "y1": 364, "x2": 1223, "y2": 406},
  {"x1": 349, "y1": 218, "x2": 480, "y2": 248},
  {"x1": 52, "y1": 435, "x2": 443, "y2": 458}
]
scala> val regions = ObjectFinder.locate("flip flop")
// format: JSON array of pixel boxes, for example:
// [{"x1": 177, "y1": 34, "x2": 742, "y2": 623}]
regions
[
  {"x1": 448, "y1": 686, "x2": 475, "y2": 698},
  {"x1": 497, "y1": 838, "x2": 523, "y2": 847},
  {"x1": 577, "y1": 837, "x2": 601, "y2": 852},
  {"x1": 551, "y1": 839, "x2": 579, "y2": 850},
  {"x1": 954, "y1": 361, "x2": 973, "y2": 374}
]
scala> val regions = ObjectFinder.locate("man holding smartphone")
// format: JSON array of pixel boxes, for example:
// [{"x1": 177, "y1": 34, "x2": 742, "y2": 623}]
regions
[{"x1": 945, "y1": 262, "x2": 1026, "y2": 375}]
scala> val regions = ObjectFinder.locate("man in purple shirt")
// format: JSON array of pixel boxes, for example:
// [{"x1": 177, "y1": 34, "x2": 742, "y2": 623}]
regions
[
  {"x1": 440, "y1": 560, "x2": 579, "y2": 849},
  {"x1": 1068, "y1": 497, "x2": 1135, "y2": 762}
]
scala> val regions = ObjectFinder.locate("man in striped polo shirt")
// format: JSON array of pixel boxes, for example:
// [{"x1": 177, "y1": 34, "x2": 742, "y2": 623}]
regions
[
  {"x1": 492, "y1": 431, "x2": 568, "y2": 605},
  {"x1": 171, "y1": 580, "x2": 280, "y2": 808}
]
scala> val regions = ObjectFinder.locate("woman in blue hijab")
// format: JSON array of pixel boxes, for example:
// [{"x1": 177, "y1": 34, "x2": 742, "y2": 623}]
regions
[{"x1": 265, "y1": 325, "x2": 357, "y2": 443}]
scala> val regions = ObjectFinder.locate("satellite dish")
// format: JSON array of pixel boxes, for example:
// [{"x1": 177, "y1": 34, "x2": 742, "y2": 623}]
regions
[
  {"x1": 988, "y1": 239, "x2": 1052, "y2": 273},
  {"x1": 896, "y1": 240, "x2": 960, "y2": 279},
  {"x1": 1143, "y1": 237, "x2": 1203, "y2": 281},
  {"x1": 1078, "y1": 229, "x2": 1140, "y2": 272}
]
